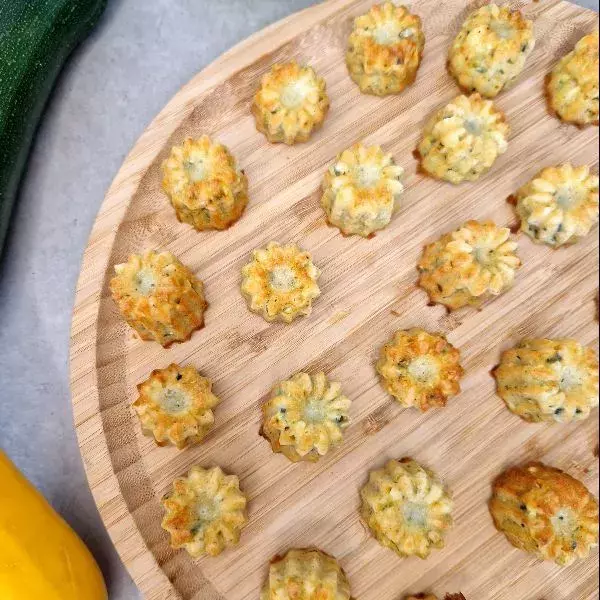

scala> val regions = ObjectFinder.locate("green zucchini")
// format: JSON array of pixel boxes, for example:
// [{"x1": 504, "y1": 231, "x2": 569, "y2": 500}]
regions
[{"x1": 0, "y1": 0, "x2": 106, "y2": 261}]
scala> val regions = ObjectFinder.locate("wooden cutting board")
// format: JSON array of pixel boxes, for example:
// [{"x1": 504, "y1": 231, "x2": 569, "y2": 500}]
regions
[{"x1": 70, "y1": 1, "x2": 600, "y2": 598}]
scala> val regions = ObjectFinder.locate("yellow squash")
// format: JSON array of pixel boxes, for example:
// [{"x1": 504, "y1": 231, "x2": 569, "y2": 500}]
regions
[{"x1": 0, "y1": 449, "x2": 107, "y2": 599}]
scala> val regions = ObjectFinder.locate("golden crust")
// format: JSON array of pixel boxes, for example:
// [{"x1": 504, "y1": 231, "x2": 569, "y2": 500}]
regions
[
  {"x1": 133, "y1": 363, "x2": 220, "y2": 449},
  {"x1": 110, "y1": 250, "x2": 207, "y2": 347},
  {"x1": 418, "y1": 220, "x2": 520, "y2": 311},
  {"x1": 360, "y1": 458, "x2": 453, "y2": 558},
  {"x1": 241, "y1": 242, "x2": 321, "y2": 323},
  {"x1": 321, "y1": 143, "x2": 404, "y2": 237},
  {"x1": 490, "y1": 462, "x2": 599, "y2": 566},
  {"x1": 547, "y1": 32, "x2": 599, "y2": 127},
  {"x1": 494, "y1": 338, "x2": 599, "y2": 423},
  {"x1": 512, "y1": 163, "x2": 599, "y2": 248},
  {"x1": 377, "y1": 329, "x2": 464, "y2": 411},
  {"x1": 261, "y1": 372, "x2": 351, "y2": 463},
  {"x1": 161, "y1": 466, "x2": 247, "y2": 558},
  {"x1": 417, "y1": 93, "x2": 509, "y2": 184},
  {"x1": 260, "y1": 548, "x2": 352, "y2": 600},
  {"x1": 252, "y1": 62, "x2": 330, "y2": 144},
  {"x1": 346, "y1": 2, "x2": 425, "y2": 96},
  {"x1": 161, "y1": 136, "x2": 248, "y2": 231},
  {"x1": 448, "y1": 4, "x2": 534, "y2": 98}
]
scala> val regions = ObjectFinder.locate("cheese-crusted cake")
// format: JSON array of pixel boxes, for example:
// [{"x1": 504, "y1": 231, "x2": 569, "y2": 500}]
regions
[
  {"x1": 252, "y1": 62, "x2": 329, "y2": 144},
  {"x1": 346, "y1": 2, "x2": 425, "y2": 96},
  {"x1": 110, "y1": 250, "x2": 207, "y2": 346},
  {"x1": 321, "y1": 143, "x2": 404, "y2": 237},
  {"x1": 161, "y1": 466, "x2": 247, "y2": 558}
]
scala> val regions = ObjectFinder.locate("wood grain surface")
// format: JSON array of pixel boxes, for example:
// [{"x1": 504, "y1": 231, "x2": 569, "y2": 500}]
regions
[{"x1": 69, "y1": 1, "x2": 600, "y2": 598}]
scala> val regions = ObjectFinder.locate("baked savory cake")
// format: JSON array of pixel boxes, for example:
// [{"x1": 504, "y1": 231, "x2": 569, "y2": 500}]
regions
[
  {"x1": 321, "y1": 143, "x2": 404, "y2": 237},
  {"x1": 260, "y1": 548, "x2": 352, "y2": 600},
  {"x1": 493, "y1": 338, "x2": 599, "y2": 423},
  {"x1": 252, "y1": 62, "x2": 330, "y2": 144},
  {"x1": 261, "y1": 371, "x2": 351, "y2": 462},
  {"x1": 511, "y1": 163, "x2": 599, "y2": 248},
  {"x1": 133, "y1": 363, "x2": 220, "y2": 449},
  {"x1": 361, "y1": 458, "x2": 453, "y2": 558},
  {"x1": 241, "y1": 242, "x2": 321, "y2": 323},
  {"x1": 416, "y1": 93, "x2": 509, "y2": 184},
  {"x1": 490, "y1": 462, "x2": 599, "y2": 566},
  {"x1": 377, "y1": 328, "x2": 464, "y2": 411},
  {"x1": 547, "y1": 31, "x2": 599, "y2": 127},
  {"x1": 161, "y1": 136, "x2": 248, "y2": 231},
  {"x1": 418, "y1": 220, "x2": 520, "y2": 310},
  {"x1": 110, "y1": 250, "x2": 207, "y2": 346},
  {"x1": 448, "y1": 4, "x2": 534, "y2": 98},
  {"x1": 346, "y1": 2, "x2": 425, "y2": 96},
  {"x1": 161, "y1": 465, "x2": 247, "y2": 558}
]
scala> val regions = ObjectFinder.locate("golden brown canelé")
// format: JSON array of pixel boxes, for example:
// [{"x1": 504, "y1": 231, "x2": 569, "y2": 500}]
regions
[
  {"x1": 161, "y1": 136, "x2": 248, "y2": 231},
  {"x1": 133, "y1": 363, "x2": 220, "y2": 449},
  {"x1": 110, "y1": 250, "x2": 207, "y2": 346},
  {"x1": 377, "y1": 328, "x2": 464, "y2": 411},
  {"x1": 261, "y1": 371, "x2": 351, "y2": 463},
  {"x1": 321, "y1": 143, "x2": 404, "y2": 237},
  {"x1": 252, "y1": 62, "x2": 330, "y2": 144},
  {"x1": 241, "y1": 242, "x2": 321, "y2": 323},
  {"x1": 417, "y1": 220, "x2": 520, "y2": 311},
  {"x1": 260, "y1": 548, "x2": 352, "y2": 600},
  {"x1": 490, "y1": 462, "x2": 599, "y2": 566},
  {"x1": 416, "y1": 93, "x2": 509, "y2": 184},
  {"x1": 493, "y1": 338, "x2": 599, "y2": 423},
  {"x1": 512, "y1": 163, "x2": 599, "y2": 248},
  {"x1": 346, "y1": 2, "x2": 425, "y2": 96},
  {"x1": 161, "y1": 465, "x2": 247, "y2": 558},
  {"x1": 547, "y1": 31, "x2": 599, "y2": 127},
  {"x1": 448, "y1": 3, "x2": 534, "y2": 98},
  {"x1": 361, "y1": 458, "x2": 453, "y2": 558}
]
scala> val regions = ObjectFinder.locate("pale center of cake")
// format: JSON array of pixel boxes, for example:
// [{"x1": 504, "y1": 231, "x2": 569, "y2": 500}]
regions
[
  {"x1": 134, "y1": 268, "x2": 156, "y2": 295},
  {"x1": 464, "y1": 116, "x2": 483, "y2": 136},
  {"x1": 559, "y1": 365, "x2": 583, "y2": 391},
  {"x1": 373, "y1": 21, "x2": 407, "y2": 45},
  {"x1": 184, "y1": 156, "x2": 209, "y2": 182},
  {"x1": 355, "y1": 164, "x2": 382, "y2": 188},
  {"x1": 160, "y1": 388, "x2": 191, "y2": 415},
  {"x1": 269, "y1": 266, "x2": 298, "y2": 292},
  {"x1": 551, "y1": 508, "x2": 577, "y2": 538},
  {"x1": 473, "y1": 243, "x2": 494, "y2": 265},
  {"x1": 407, "y1": 356, "x2": 439, "y2": 384},
  {"x1": 402, "y1": 501, "x2": 428, "y2": 528},
  {"x1": 303, "y1": 397, "x2": 326, "y2": 423},
  {"x1": 490, "y1": 19, "x2": 515, "y2": 40},
  {"x1": 280, "y1": 80, "x2": 309, "y2": 109},
  {"x1": 555, "y1": 184, "x2": 582, "y2": 210},
  {"x1": 195, "y1": 495, "x2": 219, "y2": 523}
]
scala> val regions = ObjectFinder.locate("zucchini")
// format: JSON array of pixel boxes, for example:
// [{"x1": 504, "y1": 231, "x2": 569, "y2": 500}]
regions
[{"x1": 0, "y1": 0, "x2": 107, "y2": 261}]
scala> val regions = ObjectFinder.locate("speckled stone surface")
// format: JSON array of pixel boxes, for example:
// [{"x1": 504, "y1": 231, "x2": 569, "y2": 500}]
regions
[{"x1": 0, "y1": 1, "x2": 597, "y2": 598}]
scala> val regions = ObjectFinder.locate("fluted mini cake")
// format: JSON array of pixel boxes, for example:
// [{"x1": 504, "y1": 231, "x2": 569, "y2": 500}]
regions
[
  {"x1": 262, "y1": 371, "x2": 351, "y2": 462},
  {"x1": 252, "y1": 62, "x2": 329, "y2": 144},
  {"x1": 493, "y1": 338, "x2": 599, "y2": 423},
  {"x1": 110, "y1": 250, "x2": 207, "y2": 347},
  {"x1": 448, "y1": 4, "x2": 534, "y2": 98},
  {"x1": 361, "y1": 458, "x2": 453, "y2": 558},
  {"x1": 161, "y1": 136, "x2": 248, "y2": 231},
  {"x1": 418, "y1": 220, "x2": 520, "y2": 311},
  {"x1": 511, "y1": 163, "x2": 599, "y2": 247},
  {"x1": 260, "y1": 548, "x2": 352, "y2": 600},
  {"x1": 346, "y1": 2, "x2": 425, "y2": 96},
  {"x1": 490, "y1": 462, "x2": 599, "y2": 566},
  {"x1": 161, "y1": 466, "x2": 247, "y2": 558},
  {"x1": 377, "y1": 329, "x2": 464, "y2": 411},
  {"x1": 133, "y1": 363, "x2": 220, "y2": 449},
  {"x1": 321, "y1": 143, "x2": 404, "y2": 237},
  {"x1": 417, "y1": 93, "x2": 509, "y2": 184},
  {"x1": 547, "y1": 31, "x2": 599, "y2": 127},
  {"x1": 241, "y1": 242, "x2": 321, "y2": 323}
]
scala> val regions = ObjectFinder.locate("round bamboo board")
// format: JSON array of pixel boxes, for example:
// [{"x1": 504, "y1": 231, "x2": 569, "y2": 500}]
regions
[{"x1": 70, "y1": 1, "x2": 599, "y2": 598}]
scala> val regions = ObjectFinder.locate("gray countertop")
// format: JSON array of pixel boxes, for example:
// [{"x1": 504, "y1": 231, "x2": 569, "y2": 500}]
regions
[{"x1": 0, "y1": 1, "x2": 597, "y2": 598}]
